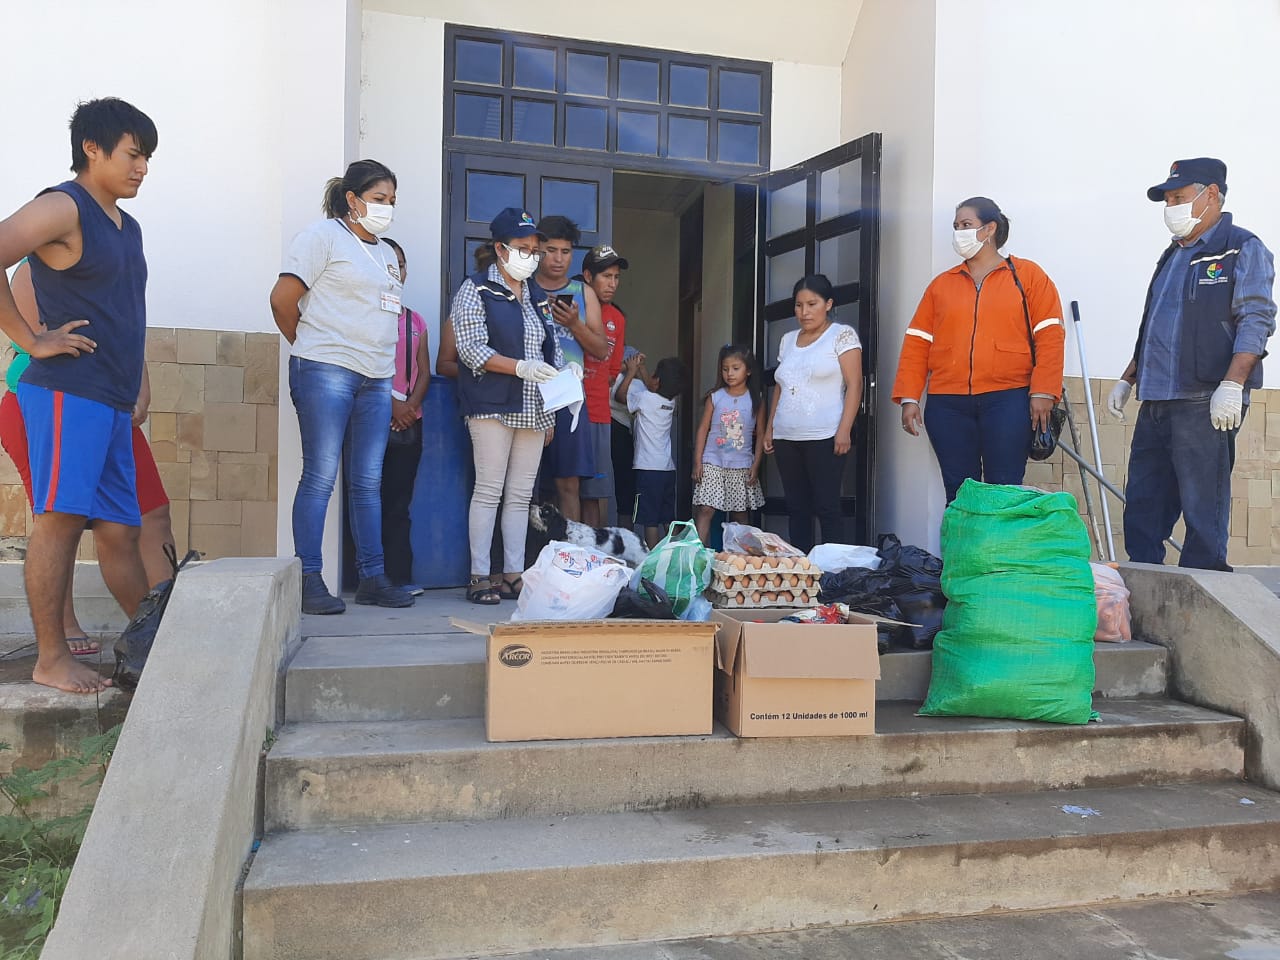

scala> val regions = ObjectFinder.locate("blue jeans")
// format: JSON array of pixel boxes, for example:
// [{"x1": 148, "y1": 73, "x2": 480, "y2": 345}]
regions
[
  {"x1": 289, "y1": 356, "x2": 391, "y2": 579},
  {"x1": 1124, "y1": 398, "x2": 1237, "y2": 571},
  {"x1": 923, "y1": 387, "x2": 1030, "y2": 502}
]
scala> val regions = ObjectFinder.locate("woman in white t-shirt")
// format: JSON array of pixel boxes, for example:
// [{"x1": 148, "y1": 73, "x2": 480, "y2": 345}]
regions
[
  {"x1": 762, "y1": 274, "x2": 863, "y2": 552},
  {"x1": 269, "y1": 159, "x2": 414, "y2": 615}
]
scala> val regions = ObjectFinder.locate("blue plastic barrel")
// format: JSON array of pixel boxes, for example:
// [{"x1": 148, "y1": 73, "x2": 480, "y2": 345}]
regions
[{"x1": 411, "y1": 377, "x2": 473, "y2": 588}]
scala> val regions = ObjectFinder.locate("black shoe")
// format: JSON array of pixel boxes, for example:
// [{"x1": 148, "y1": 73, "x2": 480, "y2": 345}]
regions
[
  {"x1": 302, "y1": 572, "x2": 346, "y2": 615},
  {"x1": 355, "y1": 574, "x2": 415, "y2": 608}
]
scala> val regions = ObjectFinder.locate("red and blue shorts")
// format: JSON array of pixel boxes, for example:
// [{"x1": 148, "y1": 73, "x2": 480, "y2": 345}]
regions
[{"x1": 13, "y1": 384, "x2": 152, "y2": 526}]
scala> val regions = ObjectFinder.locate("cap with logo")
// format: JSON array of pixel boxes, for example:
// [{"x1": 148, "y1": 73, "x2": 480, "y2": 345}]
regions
[
  {"x1": 583, "y1": 244, "x2": 630, "y2": 273},
  {"x1": 490, "y1": 207, "x2": 544, "y2": 240},
  {"x1": 1147, "y1": 158, "x2": 1228, "y2": 202}
]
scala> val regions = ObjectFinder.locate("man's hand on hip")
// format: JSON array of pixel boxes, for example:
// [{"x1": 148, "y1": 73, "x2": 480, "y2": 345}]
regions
[{"x1": 1209, "y1": 380, "x2": 1243, "y2": 431}]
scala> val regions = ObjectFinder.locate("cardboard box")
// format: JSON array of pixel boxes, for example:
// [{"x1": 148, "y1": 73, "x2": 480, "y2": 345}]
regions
[
  {"x1": 466, "y1": 619, "x2": 718, "y2": 742},
  {"x1": 712, "y1": 609, "x2": 882, "y2": 737}
]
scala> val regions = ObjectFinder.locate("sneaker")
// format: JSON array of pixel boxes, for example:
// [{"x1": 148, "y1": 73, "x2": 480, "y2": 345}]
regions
[
  {"x1": 302, "y1": 572, "x2": 346, "y2": 615},
  {"x1": 355, "y1": 574, "x2": 415, "y2": 608}
]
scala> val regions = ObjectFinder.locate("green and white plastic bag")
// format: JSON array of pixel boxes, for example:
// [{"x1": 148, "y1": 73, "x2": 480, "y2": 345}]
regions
[
  {"x1": 920, "y1": 480, "x2": 1098, "y2": 724},
  {"x1": 637, "y1": 521, "x2": 713, "y2": 617}
]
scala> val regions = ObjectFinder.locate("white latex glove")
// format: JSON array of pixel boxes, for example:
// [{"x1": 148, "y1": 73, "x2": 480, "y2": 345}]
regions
[
  {"x1": 1107, "y1": 381, "x2": 1133, "y2": 421},
  {"x1": 1209, "y1": 379, "x2": 1244, "y2": 431},
  {"x1": 515, "y1": 359, "x2": 558, "y2": 383},
  {"x1": 567, "y1": 361, "x2": 584, "y2": 381}
]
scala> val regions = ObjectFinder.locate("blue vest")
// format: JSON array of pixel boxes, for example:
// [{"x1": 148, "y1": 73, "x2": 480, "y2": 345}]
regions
[
  {"x1": 1133, "y1": 213, "x2": 1265, "y2": 391},
  {"x1": 24, "y1": 181, "x2": 148, "y2": 411},
  {"x1": 456, "y1": 271, "x2": 557, "y2": 417}
]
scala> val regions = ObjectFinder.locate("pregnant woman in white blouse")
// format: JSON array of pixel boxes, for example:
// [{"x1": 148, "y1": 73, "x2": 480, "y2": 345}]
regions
[{"x1": 762, "y1": 274, "x2": 863, "y2": 553}]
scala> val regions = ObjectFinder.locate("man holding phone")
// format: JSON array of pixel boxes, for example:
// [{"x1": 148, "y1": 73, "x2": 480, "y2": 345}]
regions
[{"x1": 533, "y1": 215, "x2": 608, "y2": 522}]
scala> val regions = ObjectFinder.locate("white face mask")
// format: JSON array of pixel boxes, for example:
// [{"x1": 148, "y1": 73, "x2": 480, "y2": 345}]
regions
[
  {"x1": 353, "y1": 200, "x2": 394, "y2": 235},
  {"x1": 952, "y1": 228, "x2": 986, "y2": 260},
  {"x1": 1164, "y1": 187, "x2": 1207, "y2": 239},
  {"x1": 500, "y1": 244, "x2": 540, "y2": 281}
]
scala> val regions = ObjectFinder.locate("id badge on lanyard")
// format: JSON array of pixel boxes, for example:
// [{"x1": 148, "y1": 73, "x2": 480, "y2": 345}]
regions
[{"x1": 348, "y1": 226, "x2": 402, "y2": 313}]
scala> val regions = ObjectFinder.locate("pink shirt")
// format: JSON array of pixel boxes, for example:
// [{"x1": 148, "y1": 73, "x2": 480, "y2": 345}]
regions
[{"x1": 393, "y1": 308, "x2": 427, "y2": 420}]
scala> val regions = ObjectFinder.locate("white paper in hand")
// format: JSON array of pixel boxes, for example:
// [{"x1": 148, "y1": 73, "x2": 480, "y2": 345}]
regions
[{"x1": 538, "y1": 367, "x2": 585, "y2": 430}]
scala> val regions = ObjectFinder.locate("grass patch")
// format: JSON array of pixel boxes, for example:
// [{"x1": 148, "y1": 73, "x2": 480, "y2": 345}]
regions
[{"x1": 0, "y1": 725, "x2": 120, "y2": 959}]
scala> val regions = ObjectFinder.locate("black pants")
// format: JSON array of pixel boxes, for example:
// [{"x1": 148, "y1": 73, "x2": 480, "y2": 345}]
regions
[
  {"x1": 772, "y1": 438, "x2": 848, "y2": 553},
  {"x1": 611, "y1": 421, "x2": 635, "y2": 523},
  {"x1": 381, "y1": 429, "x2": 423, "y2": 585}
]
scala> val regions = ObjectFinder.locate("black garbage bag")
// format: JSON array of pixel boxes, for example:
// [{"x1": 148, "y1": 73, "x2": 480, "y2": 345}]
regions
[
  {"x1": 819, "y1": 535, "x2": 946, "y2": 650},
  {"x1": 876, "y1": 534, "x2": 945, "y2": 650},
  {"x1": 612, "y1": 578, "x2": 677, "y2": 619},
  {"x1": 113, "y1": 546, "x2": 201, "y2": 692}
]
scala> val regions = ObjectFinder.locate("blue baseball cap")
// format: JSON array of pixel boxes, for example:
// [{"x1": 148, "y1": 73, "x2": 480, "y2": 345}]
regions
[
  {"x1": 1147, "y1": 158, "x2": 1227, "y2": 201},
  {"x1": 490, "y1": 207, "x2": 544, "y2": 240}
]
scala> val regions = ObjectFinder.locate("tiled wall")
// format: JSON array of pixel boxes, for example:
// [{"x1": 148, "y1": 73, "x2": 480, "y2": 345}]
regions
[
  {"x1": 1024, "y1": 377, "x2": 1279, "y2": 566},
  {"x1": 0, "y1": 329, "x2": 280, "y2": 561}
]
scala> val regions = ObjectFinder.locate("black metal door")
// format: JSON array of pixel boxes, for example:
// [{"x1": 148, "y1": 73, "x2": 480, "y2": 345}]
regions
[
  {"x1": 736, "y1": 134, "x2": 882, "y2": 544},
  {"x1": 444, "y1": 153, "x2": 614, "y2": 313}
]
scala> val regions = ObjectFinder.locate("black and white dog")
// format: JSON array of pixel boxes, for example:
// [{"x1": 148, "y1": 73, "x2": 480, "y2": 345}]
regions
[{"x1": 528, "y1": 502, "x2": 649, "y2": 567}]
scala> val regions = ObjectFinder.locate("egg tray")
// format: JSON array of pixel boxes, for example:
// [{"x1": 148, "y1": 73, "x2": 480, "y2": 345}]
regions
[
  {"x1": 710, "y1": 555, "x2": 822, "y2": 576},
  {"x1": 708, "y1": 588, "x2": 820, "y2": 609},
  {"x1": 710, "y1": 571, "x2": 821, "y2": 595}
]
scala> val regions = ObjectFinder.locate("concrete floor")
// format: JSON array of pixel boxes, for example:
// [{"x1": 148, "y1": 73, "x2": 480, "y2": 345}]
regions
[
  {"x1": 489, "y1": 892, "x2": 1280, "y2": 960},
  {"x1": 300, "y1": 587, "x2": 489, "y2": 638},
  {"x1": 1242, "y1": 566, "x2": 1280, "y2": 599}
]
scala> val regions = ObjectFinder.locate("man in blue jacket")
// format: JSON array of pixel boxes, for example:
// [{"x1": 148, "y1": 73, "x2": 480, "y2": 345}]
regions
[{"x1": 1109, "y1": 158, "x2": 1276, "y2": 571}]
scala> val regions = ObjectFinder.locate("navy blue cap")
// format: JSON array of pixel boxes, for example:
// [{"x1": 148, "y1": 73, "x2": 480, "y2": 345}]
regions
[
  {"x1": 490, "y1": 207, "x2": 543, "y2": 240},
  {"x1": 1147, "y1": 158, "x2": 1227, "y2": 201}
]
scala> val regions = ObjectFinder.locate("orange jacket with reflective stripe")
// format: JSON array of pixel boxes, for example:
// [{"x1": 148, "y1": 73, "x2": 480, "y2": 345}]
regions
[{"x1": 891, "y1": 256, "x2": 1066, "y2": 403}]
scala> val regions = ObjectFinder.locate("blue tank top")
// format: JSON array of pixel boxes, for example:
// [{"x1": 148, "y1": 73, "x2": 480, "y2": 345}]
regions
[
  {"x1": 23, "y1": 181, "x2": 148, "y2": 411},
  {"x1": 703, "y1": 388, "x2": 756, "y2": 469},
  {"x1": 541, "y1": 278, "x2": 587, "y2": 368}
]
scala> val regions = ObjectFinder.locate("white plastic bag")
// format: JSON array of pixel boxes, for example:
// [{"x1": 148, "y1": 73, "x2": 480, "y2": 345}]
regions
[
  {"x1": 1091, "y1": 562, "x2": 1132, "y2": 642},
  {"x1": 512, "y1": 541, "x2": 631, "y2": 621},
  {"x1": 722, "y1": 522, "x2": 803, "y2": 557},
  {"x1": 807, "y1": 543, "x2": 881, "y2": 573}
]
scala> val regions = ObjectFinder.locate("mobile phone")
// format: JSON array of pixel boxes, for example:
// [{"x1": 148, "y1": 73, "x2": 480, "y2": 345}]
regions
[{"x1": 554, "y1": 294, "x2": 575, "y2": 308}]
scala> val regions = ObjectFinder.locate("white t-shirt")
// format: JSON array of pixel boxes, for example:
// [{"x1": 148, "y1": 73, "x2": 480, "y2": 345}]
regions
[
  {"x1": 283, "y1": 219, "x2": 401, "y2": 379},
  {"x1": 627, "y1": 380, "x2": 676, "y2": 471},
  {"x1": 772, "y1": 322, "x2": 862, "y2": 441}
]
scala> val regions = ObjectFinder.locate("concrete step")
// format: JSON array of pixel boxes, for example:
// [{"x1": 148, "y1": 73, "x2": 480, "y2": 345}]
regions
[
  {"x1": 264, "y1": 698, "x2": 1243, "y2": 831},
  {"x1": 242, "y1": 780, "x2": 1280, "y2": 960},
  {"x1": 284, "y1": 634, "x2": 1169, "y2": 723},
  {"x1": 450, "y1": 891, "x2": 1280, "y2": 960}
]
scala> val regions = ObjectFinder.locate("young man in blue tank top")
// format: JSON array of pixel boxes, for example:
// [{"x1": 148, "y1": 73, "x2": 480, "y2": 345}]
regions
[
  {"x1": 0, "y1": 98, "x2": 157, "y2": 694},
  {"x1": 533, "y1": 215, "x2": 608, "y2": 522}
]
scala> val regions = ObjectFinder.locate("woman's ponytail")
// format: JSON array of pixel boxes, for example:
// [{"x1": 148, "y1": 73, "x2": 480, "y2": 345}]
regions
[{"x1": 322, "y1": 177, "x2": 348, "y2": 219}]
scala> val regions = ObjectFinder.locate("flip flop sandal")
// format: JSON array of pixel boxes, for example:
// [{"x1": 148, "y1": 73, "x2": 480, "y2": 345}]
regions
[
  {"x1": 497, "y1": 576, "x2": 524, "y2": 601},
  {"x1": 467, "y1": 577, "x2": 501, "y2": 605},
  {"x1": 66, "y1": 636, "x2": 101, "y2": 658}
]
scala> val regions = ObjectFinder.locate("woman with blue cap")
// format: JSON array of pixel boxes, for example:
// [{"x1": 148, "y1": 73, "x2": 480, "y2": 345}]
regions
[{"x1": 451, "y1": 208, "x2": 566, "y2": 604}]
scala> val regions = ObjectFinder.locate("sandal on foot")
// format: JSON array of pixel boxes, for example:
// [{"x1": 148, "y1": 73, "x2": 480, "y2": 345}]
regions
[
  {"x1": 65, "y1": 636, "x2": 101, "y2": 658},
  {"x1": 467, "y1": 577, "x2": 501, "y2": 605},
  {"x1": 497, "y1": 576, "x2": 523, "y2": 601}
]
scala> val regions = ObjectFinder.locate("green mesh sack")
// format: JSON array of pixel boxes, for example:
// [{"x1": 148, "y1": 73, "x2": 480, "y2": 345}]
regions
[{"x1": 919, "y1": 480, "x2": 1098, "y2": 724}]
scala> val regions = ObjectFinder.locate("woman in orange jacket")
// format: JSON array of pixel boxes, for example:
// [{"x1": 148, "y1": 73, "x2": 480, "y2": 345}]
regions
[{"x1": 891, "y1": 197, "x2": 1065, "y2": 502}]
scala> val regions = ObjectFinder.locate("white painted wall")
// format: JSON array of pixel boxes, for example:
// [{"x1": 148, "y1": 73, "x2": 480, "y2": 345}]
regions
[
  {"x1": 841, "y1": 0, "x2": 945, "y2": 549},
  {"x1": 360, "y1": 12, "x2": 446, "y2": 343},
  {"x1": 931, "y1": 0, "x2": 1280, "y2": 387},
  {"x1": 770, "y1": 63, "x2": 844, "y2": 171},
  {"x1": 1, "y1": 0, "x2": 289, "y2": 335}
]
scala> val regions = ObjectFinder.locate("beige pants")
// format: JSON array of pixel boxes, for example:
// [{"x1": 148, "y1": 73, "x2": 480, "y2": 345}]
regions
[{"x1": 467, "y1": 418, "x2": 546, "y2": 576}]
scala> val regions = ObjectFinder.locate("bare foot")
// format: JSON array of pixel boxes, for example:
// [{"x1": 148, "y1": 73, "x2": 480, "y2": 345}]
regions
[
  {"x1": 64, "y1": 636, "x2": 101, "y2": 656},
  {"x1": 32, "y1": 653, "x2": 112, "y2": 694}
]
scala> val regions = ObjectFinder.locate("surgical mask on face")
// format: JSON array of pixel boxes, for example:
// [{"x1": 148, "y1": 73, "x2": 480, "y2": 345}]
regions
[
  {"x1": 353, "y1": 199, "x2": 394, "y2": 235},
  {"x1": 501, "y1": 244, "x2": 540, "y2": 281},
  {"x1": 1164, "y1": 187, "x2": 1207, "y2": 239},
  {"x1": 952, "y1": 228, "x2": 985, "y2": 260}
]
